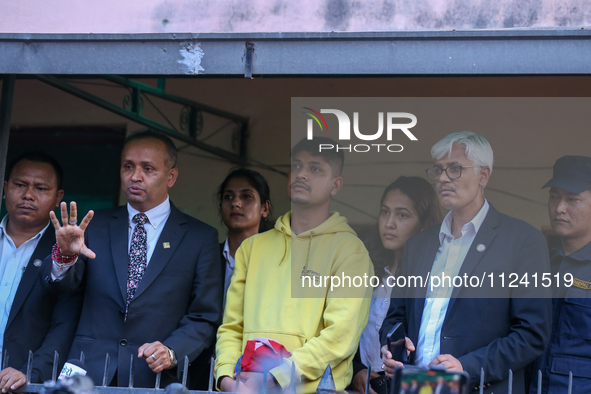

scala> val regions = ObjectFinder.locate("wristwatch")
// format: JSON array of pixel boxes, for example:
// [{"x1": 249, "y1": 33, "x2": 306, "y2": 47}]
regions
[{"x1": 166, "y1": 346, "x2": 177, "y2": 368}]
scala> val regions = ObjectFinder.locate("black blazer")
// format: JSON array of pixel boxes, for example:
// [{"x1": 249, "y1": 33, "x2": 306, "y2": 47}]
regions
[
  {"x1": 380, "y1": 205, "x2": 552, "y2": 394},
  {"x1": 188, "y1": 242, "x2": 226, "y2": 390},
  {"x1": 4, "y1": 226, "x2": 82, "y2": 382},
  {"x1": 41, "y1": 203, "x2": 223, "y2": 388}
]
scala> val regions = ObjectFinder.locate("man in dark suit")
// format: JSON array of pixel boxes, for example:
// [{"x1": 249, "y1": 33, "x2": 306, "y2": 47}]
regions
[
  {"x1": 42, "y1": 131, "x2": 223, "y2": 388},
  {"x1": 0, "y1": 152, "x2": 81, "y2": 392},
  {"x1": 380, "y1": 132, "x2": 551, "y2": 394}
]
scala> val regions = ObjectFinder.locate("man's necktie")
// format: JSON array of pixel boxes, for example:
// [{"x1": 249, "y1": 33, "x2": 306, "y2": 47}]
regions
[{"x1": 126, "y1": 212, "x2": 148, "y2": 318}]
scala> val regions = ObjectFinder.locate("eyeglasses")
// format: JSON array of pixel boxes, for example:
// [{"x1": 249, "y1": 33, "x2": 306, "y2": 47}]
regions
[{"x1": 425, "y1": 165, "x2": 477, "y2": 181}]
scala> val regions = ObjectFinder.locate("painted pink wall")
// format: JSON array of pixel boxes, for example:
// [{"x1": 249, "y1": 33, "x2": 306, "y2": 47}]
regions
[{"x1": 2, "y1": 0, "x2": 591, "y2": 33}]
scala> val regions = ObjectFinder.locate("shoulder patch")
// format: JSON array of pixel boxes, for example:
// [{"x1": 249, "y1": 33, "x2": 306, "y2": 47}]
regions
[{"x1": 572, "y1": 277, "x2": 591, "y2": 290}]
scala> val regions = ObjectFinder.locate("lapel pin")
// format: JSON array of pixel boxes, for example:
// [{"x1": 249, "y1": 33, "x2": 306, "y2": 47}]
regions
[
  {"x1": 163, "y1": 242, "x2": 170, "y2": 249},
  {"x1": 476, "y1": 244, "x2": 486, "y2": 252},
  {"x1": 33, "y1": 259, "x2": 42, "y2": 267}
]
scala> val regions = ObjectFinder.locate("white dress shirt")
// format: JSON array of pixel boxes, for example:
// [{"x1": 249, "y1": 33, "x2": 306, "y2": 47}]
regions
[
  {"x1": 52, "y1": 197, "x2": 172, "y2": 280},
  {"x1": 126, "y1": 197, "x2": 171, "y2": 265},
  {"x1": 0, "y1": 215, "x2": 49, "y2": 354},
  {"x1": 415, "y1": 200, "x2": 490, "y2": 367}
]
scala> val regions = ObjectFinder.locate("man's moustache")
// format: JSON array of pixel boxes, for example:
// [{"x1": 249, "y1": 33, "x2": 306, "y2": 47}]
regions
[
  {"x1": 127, "y1": 183, "x2": 145, "y2": 191},
  {"x1": 16, "y1": 203, "x2": 37, "y2": 210},
  {"x1": 292, "y1": 182, "x2": 309, "y2": 190}
]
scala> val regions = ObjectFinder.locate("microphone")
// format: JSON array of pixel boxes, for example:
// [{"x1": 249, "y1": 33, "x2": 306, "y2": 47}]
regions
[
  {"x1": 42, "y1": 375, "x2": 94, "y2": 394},
  {"x1": 58, "y1": 359, "x2": 88, "y2": 380},
  {"x1": 164, "y1": 383, "x2": 189, "y2": 394}
]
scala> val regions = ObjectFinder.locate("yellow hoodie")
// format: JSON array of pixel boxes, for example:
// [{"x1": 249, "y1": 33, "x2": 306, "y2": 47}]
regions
[{"x1": 215, "y1": 211, "x2": 373, "y2": 393}]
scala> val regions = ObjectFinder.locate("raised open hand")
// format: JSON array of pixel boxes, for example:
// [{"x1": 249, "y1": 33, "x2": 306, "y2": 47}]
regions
[{"x1": 49, "y1": 201, "x2": 96, "y2": 259}]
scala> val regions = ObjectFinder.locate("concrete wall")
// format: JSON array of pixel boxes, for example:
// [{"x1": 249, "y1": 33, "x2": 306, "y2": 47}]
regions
[{"x1": 2, "y1": 0, "x2": 591, "y2": 34}]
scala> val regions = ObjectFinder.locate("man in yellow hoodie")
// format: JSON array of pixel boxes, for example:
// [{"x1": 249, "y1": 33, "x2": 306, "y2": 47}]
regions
[{"x1": 215, "y1": 137, "x2": 373, "y2": 393}]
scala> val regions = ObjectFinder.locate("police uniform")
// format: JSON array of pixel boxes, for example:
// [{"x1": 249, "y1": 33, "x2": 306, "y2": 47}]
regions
[{"x1": 531, "y1": 242, "x2": 591, "y2": 394}]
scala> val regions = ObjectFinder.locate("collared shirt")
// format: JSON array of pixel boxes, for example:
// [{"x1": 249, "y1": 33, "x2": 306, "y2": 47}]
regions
[
  {"x1": 360, "y1": 267, "x2": 393, "y2": 372},
  {"x1": 0, "y1": 215, "x2": 49, "y2": 355},
  {"x1": 52, "y1": 197, "x2": 172, "y2": 280},
  {"x1": 222, "y1": 238, "x2": 235, "y2": 308},
  {"x1": 550, "y1": 241, "x2": 591, "y2": 287},
  {"x1": 126, "y1": 197, "x2": 171, "y2": 265},
  {"x1": 415, "y1": 200, "x2": 490, "y2": 367}
]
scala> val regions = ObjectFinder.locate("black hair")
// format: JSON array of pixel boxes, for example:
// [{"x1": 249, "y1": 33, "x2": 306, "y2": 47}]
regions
[
  {"x1": 217, "y1": 168, "x2": 272, "y2": 233},
  {"x1": 364, "y1": 176, "x2": 443, "y2": 278},
  {"x1": 6, "y1": 151, "x2": 64, "y2": 189},
  {"x1": 291, "y1": 137, "x2": 345, "y2": 176},
  {"x1": 124, "y1": 130, "x2": 178, "y2": 168}
]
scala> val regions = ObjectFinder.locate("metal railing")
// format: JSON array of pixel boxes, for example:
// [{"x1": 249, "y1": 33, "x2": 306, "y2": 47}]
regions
[
  {"x1": 10, "y1": 350, "x2": 300, "y2": 394},
  {"x1": 10, "y1": 350, "x2": 199, "y2": 394},
  {"x1": 6, "y1": 349, "x2": 576, "y2": 394}
]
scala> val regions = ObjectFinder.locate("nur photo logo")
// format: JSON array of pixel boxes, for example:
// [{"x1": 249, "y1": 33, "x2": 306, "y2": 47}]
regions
[{"x1": 302, "y1": 107, "x2": 418, "y2": 153}]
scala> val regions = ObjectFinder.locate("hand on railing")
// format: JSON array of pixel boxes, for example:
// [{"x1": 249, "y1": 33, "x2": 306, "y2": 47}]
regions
[
  {"x1": 138, "y1": 341, "x2": 174, "y2": 373},
  {"x1": 0, "y1": 367, "x2": 26, "y2": 393},
  {"x1": 219, "y1": 376, "x2": 250, "y2": 393}
]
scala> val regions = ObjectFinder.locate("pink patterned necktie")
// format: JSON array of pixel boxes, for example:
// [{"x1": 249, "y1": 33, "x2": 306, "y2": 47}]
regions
[{"x1": 126, "y1": 212, "x2": 149, "y2": 317}]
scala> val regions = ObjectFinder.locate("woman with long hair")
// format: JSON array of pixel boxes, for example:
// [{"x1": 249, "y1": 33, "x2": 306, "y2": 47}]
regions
[
  {"x1": 351, "y1": 176, "x2": 442, "y2": 394},
  {"x1": 192, "y1": 169, "x2": 271, "y2": 391},
  {"x1": 217, "y1": 168, "x2": 271, "y2": 300}
]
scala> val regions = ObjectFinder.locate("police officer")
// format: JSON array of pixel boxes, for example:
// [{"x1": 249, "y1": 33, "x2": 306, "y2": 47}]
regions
[{"x1": 533, "y1": 155, "x2": 591, "y2": 393}]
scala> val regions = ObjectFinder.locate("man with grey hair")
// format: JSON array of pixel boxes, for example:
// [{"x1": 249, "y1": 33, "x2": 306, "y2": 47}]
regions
[{"x1": 380, "y1": 132, "x2": 551, "y2": 394}]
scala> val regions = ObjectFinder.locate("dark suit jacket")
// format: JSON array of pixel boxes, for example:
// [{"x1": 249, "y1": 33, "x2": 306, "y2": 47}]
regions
[
  {"x1": 4, "y1": 225, "x2": 82, "y2": 382},
  {"x1": 187, "y1": 242, "x2": 227, "y2": 390},
  {"x1": 380, "y1": 205, "x2": 552, "y2": 394},
  {"x1": 41, "y1": 203, "x2": 223, "y2": 388}
]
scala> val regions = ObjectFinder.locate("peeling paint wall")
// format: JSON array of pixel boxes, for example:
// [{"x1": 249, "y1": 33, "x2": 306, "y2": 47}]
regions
[
  {"x1": 2, "y1": 0, "x2": 591, "y2": 33},
  {"x1": 178, "y1": 42, "x2": 205, "y2": 74}
]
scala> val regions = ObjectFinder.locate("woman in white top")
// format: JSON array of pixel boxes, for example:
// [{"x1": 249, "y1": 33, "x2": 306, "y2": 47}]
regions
[
  {"x1": 194, "y1": 169, "x2": 271, "y2": 390},
  {"x1": 217, "y1": 168, "x2": 272, "y2": 300},
  {"x1": 350, "y1": 176, "x2": 442, "y2": 394}
]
